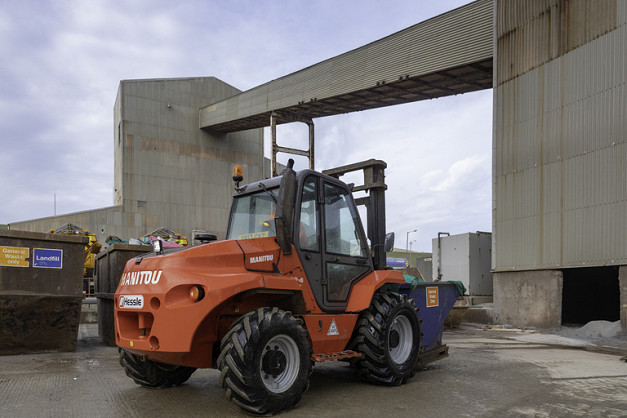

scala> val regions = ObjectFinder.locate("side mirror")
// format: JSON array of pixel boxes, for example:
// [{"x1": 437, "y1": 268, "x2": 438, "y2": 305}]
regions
[
  {"x1": 383, "y1": 232, "x2": 395, "y2": 253},
  {"x1": 275, "y1": 159, "x2": 297, "y2": 255}
]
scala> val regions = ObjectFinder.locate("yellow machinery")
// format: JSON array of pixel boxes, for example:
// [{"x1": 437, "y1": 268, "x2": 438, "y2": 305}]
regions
[{"x1": 51, "y1": 223, "x2": 102, "y2": 295}]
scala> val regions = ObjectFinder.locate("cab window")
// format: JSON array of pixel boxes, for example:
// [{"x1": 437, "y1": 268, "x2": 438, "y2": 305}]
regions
[
  {"x1": 323, "y1": 182, "x2": 367, "y2": 257},
  {"x1": 298, "y1": 177, "x2": 319, "y2": 251},
  {"x1": 226, "y1": 189, "x2": 278, "y2": 240}
]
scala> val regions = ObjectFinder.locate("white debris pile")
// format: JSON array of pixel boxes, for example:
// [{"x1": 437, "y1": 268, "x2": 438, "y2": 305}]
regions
[{"x1": 562, "y1": 320, "x2": 623, "y2": 339}]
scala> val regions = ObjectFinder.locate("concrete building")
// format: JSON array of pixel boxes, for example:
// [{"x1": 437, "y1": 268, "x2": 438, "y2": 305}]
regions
[
  {"x1": 10, "y1": 77, "x2": 265, "y2": 243},
  {"x1": 9, "y1": 0, "x2": 627, "y2": 330}
]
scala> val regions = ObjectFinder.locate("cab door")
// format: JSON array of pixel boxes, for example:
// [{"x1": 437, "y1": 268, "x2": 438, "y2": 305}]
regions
[{"x1": 296, "y1": 173, "x2": 373, "y2": 312}]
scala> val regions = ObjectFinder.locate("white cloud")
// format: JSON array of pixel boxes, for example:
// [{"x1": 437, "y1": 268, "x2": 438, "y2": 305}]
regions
[{"x1": 426, "y1": 155, "x2": 489, "y2": 192}]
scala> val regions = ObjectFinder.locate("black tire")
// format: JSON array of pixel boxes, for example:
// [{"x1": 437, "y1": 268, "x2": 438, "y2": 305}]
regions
[
  {"x1": 347, "y1": 291, "x2": 421, "y2": 385},
  {"x1": 119, "y1": 348, "x2": 196, "y2": 388},
  {"x1": 217, "y1": 307, "x2": 313, "y2": 415}
]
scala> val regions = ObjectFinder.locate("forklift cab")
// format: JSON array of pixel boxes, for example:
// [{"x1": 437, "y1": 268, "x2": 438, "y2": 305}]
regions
[
  {"x1": 293, "y1": 170, "x2": 373, "y2": 312},
  {"x1": 226, "y1": 162, "x2": 375, "y2": 313}
]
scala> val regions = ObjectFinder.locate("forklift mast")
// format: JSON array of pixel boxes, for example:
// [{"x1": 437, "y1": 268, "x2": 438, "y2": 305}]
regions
[
  {"x1": 267, "y1": 114, "x2": 389, "y2": 270},
  {"x1": 322, "y1": 159, "x2": 389, "y2": 270}
]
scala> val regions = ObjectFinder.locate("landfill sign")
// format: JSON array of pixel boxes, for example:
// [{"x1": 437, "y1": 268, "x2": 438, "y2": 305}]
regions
[
  {"x1": 0, "y1": 246, "x2": 30, "y2": 267},
  {"x1": 33, "y1": 248, "x2": 63, "y2": 269},
  {"x1": 426, "y1": 287, "x2": 439, "y2": 307}
]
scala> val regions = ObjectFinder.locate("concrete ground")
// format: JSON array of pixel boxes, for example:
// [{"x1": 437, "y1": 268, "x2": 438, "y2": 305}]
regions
[{"x1": 1, "y1": 324, "x2": 626, "y2": 418}]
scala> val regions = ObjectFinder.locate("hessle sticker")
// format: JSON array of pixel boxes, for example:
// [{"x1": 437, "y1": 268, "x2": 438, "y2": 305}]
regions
[{"x1": 119, "y1": 295, "x2": 144, "y2": 309}]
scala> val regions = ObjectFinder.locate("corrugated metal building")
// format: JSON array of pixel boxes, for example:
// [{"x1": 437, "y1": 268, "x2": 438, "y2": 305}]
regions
[{"x1": 493, "y1": 0, "x2": 627, "y2": 327}]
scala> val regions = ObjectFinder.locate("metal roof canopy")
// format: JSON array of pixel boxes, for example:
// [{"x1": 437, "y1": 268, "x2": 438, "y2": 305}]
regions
[{"x1": 199, "y1": 0, "x2": 493, "y2": 134}]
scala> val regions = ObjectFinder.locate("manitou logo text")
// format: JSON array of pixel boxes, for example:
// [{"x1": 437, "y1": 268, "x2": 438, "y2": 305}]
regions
[
  {"x1": 249, "y1": 254, "x2": 273, "y2": 264},
  {"x1": 120, "y1": 270, "x2": 163, "y2": 286},
  {"x1": 119, "y1": 295, "x2": 144, "y2": 309}
]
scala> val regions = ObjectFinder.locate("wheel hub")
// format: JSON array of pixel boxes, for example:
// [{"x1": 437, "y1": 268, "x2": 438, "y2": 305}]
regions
[
  {"x1": 262, "y1": 346, "x2": 287, "y2": 377},
  {"x1": 259, "y1": 334, "x2": 301, "y2": 393},
  {"x1": 388, "y1": 315, "x2": 413, "y2": 365},
  {"x1": 389, "y1": 329, "x2": 400, "y2": 349}
]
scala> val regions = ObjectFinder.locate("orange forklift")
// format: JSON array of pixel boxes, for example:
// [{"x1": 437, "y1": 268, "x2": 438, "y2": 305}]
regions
[{"x1": 115, "y1": 159, "x2": 422, "y2": 415}]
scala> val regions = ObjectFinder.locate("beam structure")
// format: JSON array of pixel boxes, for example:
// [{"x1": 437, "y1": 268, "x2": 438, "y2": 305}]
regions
[{"x1": 200, "y1": 0, "x2": 493, "y2": 133}]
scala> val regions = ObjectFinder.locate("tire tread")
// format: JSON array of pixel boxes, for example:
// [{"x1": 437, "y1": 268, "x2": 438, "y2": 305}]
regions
[
  {"x1": 217, "y1": 307, "x2": 312, "y2": 415},
  {"x1": 347, "y1": 291, "x2": 420, "y2": 386},
  {"x1": 118, "y1": 348, "x2": 196, "y2": 388}
]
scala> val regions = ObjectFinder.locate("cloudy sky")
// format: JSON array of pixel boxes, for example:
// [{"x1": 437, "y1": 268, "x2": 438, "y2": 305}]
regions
[{"x1": 0, "y1": 0, "x2": 492, "y2": 253}]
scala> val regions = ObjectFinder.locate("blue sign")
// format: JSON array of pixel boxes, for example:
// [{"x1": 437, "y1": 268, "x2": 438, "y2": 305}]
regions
[
  {"x1": 386, "y1": 257, "x2": 408, "y2": 268},
  {"x1": 33, "y1": 248, "x2": 63, "y2": 269}
]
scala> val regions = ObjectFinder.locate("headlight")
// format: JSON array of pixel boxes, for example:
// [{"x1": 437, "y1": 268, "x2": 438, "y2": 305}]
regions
[{"x1": 189, "y1": 285, "x2": 205, "y2": 302}]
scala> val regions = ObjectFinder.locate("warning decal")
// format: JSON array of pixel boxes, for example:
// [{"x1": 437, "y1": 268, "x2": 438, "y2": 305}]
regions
[
  {"x1": 426, "y1": 287, "x2": 439, "y2": 307},
  {"x1": 327, "y1": 319, "x2": 339, "y2": 336}
]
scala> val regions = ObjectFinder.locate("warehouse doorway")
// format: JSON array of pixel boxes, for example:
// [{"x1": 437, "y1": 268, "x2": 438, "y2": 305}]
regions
[{"x1": 561, "y1": 266, "x2": 620, "y2": 325}]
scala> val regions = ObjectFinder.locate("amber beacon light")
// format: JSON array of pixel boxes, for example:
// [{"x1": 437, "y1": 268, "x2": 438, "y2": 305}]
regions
[
  {"x1": 233, "y1": 165, "x2": 243, "y2": 182},
  {"x1": 233, "y1": 164, "x2": 243, "y2": 189}
]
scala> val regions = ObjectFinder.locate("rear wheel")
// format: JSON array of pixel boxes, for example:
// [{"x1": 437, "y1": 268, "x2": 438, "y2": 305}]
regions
[
  {"x1": 217, "y1": 307, "x2": 313, "y2": 415},
  {"x1": 119, "y1": 348, "x2": 196, "y2": 388},
  {"x1": 347, "y1": 291, "x2": 421, "y2": 385}
]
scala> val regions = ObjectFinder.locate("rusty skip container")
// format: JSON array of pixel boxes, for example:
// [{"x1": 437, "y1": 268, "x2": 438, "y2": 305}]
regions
[
  {"x1": 95, "y1": 243, "x2": 151, "y2": 346},
  {"x1": 0, "y1": 229, "x2": 88, "y2": 354}
]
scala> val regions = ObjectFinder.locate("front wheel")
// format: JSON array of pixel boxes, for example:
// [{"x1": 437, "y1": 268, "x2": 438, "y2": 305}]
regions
[
  {"x1": 347, "y1": 291, "x2": 421, "y2": 385},
  {"x1": 217, "y1": 307, "x2": 313, "y2": 415},
  {"x1": 119, "y1": 348, "x2": 196, "y2": 388}
]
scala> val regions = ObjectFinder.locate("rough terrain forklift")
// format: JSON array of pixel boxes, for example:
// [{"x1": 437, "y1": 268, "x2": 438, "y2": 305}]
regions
[{"x1": 115, "y1": 159, "x2": 422, "y2": 415}]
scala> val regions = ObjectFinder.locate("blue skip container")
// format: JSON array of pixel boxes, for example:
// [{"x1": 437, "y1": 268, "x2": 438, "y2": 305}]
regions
[{"x1": 400, "y1": 281, "x2": 462, "y2": 366}]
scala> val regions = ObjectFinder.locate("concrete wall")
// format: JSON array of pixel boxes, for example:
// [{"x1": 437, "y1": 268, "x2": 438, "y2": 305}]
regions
[
  {"x1": 620, "y1": 266, "x2": 627, "y2": 333},
  {"x1": 10, "y1": 77, "x2": 265, "y2": 245},
  {"x1": 493, "y1": 270, "x2": 563, "y2": 329}
]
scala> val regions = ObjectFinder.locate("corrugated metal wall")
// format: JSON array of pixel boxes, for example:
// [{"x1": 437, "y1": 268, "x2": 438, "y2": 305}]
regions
[
  {"x1": 497, "y1": 0, "x2": 618, "y2": 84},
  {"x1": 493, "y1": 0, "x2": 627, "y2": 271}
]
